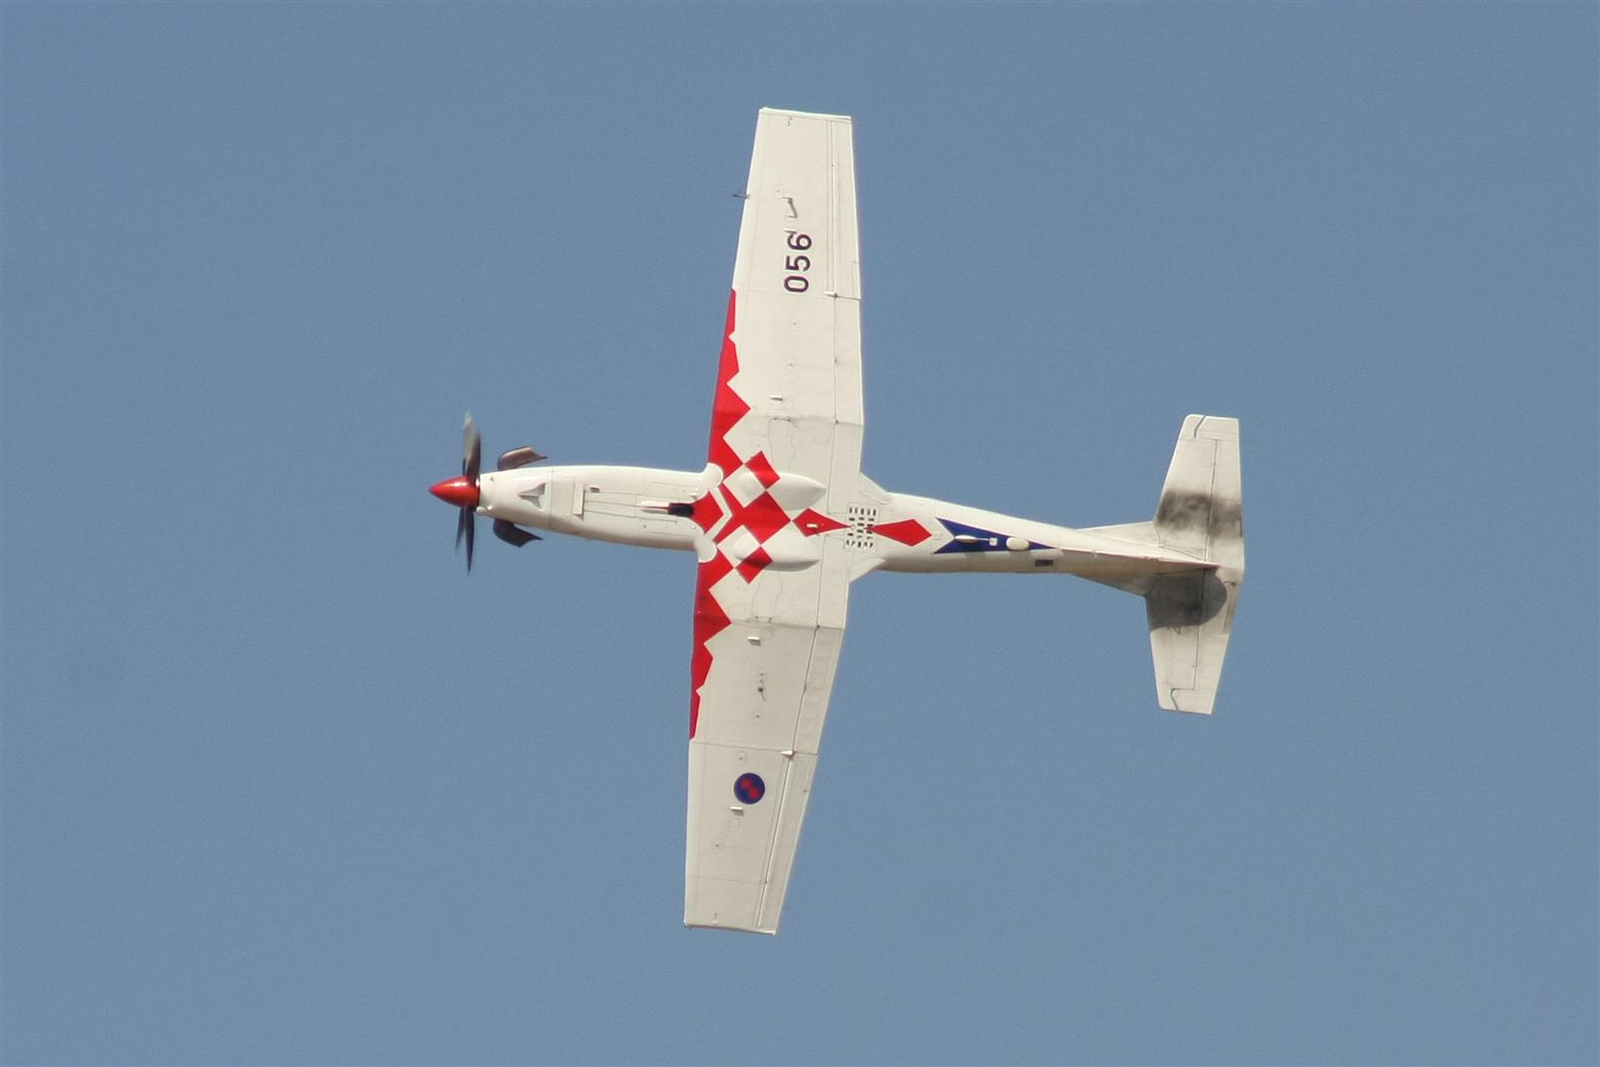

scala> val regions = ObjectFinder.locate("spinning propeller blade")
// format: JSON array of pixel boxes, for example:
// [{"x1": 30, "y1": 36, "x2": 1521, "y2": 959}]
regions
[{"x1": 429, "y1": 414, "x2": 544, "y2": 570}]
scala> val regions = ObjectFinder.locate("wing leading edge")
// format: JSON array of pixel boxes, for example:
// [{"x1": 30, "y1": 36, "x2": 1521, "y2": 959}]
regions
[{"x1": 684, "y1": 109, "x2": 864, "y2": 933}]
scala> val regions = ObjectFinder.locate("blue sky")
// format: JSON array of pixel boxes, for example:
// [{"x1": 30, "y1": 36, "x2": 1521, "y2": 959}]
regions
[{"x1": 3, "y1": 4, "x2": 1595, "y2": 1064}]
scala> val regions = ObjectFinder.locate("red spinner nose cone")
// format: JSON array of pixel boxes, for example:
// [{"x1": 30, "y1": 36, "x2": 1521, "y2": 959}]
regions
[{"x1": 429, "y1": 476, "x2": 480, "y2": 508}]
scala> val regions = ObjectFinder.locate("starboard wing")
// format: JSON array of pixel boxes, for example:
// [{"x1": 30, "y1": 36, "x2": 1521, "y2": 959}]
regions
[{"x1": 684, "y1": 109, "x2": 864, "y2": 933}]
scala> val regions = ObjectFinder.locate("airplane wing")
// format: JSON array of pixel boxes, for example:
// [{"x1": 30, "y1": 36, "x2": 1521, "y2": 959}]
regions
[
  {"x1": 708, "y1": 108, "x2": 862, "y2": 510},
  {"x1": 684, "y1": 109, "x2": 863, "y2": 934}
]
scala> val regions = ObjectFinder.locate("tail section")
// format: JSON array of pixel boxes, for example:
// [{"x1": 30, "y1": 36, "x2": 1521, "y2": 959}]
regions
[{"x1": 1145, "y1": 415, "x2": 1244, "y2": 715}]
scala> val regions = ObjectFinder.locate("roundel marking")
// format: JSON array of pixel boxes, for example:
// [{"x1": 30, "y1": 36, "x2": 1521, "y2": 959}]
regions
[{"x1": 733, "y1": 772, "x2": 766, "y2": 805}]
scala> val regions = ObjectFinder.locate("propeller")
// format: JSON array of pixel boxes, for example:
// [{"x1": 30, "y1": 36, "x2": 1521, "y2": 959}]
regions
[{"x1": 428, "y1": 414, "x2": 543, "y2": 571}]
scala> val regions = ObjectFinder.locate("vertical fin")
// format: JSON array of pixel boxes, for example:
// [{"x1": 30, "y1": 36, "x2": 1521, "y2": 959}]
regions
[{"x1": 1146, "y1": 416, "x2": 1244, "y2": 714}]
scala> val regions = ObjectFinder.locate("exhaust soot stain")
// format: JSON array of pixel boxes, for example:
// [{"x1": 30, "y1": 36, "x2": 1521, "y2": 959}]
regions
[
  {"x1": 1145, "y1": 570, "x2": 1230, "y2": 629},
  {"x1": 1155, "y1": 490, "x2": 1244, "y2": 540}
]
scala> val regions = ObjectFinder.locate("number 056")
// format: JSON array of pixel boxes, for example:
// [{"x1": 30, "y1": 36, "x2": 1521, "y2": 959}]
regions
[{"x1": 783, "y1": 232, "x2": 812, "y2": 293}]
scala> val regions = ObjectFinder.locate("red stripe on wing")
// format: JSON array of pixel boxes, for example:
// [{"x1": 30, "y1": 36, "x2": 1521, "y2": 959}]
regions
[
  {"x1": 707, "y1": 291, "x2": 748, "y2": 477},
  {"x1": 689, "y1": 553, "x2": 734, "y2": 738}
]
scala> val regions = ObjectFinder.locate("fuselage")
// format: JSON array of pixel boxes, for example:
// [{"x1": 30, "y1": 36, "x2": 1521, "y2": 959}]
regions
[{"x1": 476, "y1": 463, "x2": 1209, "y2": 582}]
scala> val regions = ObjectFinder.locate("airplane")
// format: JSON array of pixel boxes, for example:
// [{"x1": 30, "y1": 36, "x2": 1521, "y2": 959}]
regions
[{"x1": 428, "y1": 108, "x2": 1245, "y2": 935}]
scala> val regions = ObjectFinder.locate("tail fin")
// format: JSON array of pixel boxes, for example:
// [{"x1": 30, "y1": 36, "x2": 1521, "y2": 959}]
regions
[{"x1": 1145, "y1": 415, "x2": 1244, "y2": 715}]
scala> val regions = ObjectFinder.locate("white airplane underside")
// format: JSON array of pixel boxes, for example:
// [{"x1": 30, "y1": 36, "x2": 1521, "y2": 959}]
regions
[{"x1": 429, "y1": 109, "x2": 1245, "y2": 935}]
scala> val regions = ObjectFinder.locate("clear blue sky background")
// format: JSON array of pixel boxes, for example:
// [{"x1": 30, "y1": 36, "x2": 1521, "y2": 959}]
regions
[{"x1": 3, "y1": 4, "x2": 1595, "y2": 1065}]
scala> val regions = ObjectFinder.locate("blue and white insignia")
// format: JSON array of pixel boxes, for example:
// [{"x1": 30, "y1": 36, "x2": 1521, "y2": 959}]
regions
[{"x1": 932, "y1": 518, "x2": 1049, "y2": 554}]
